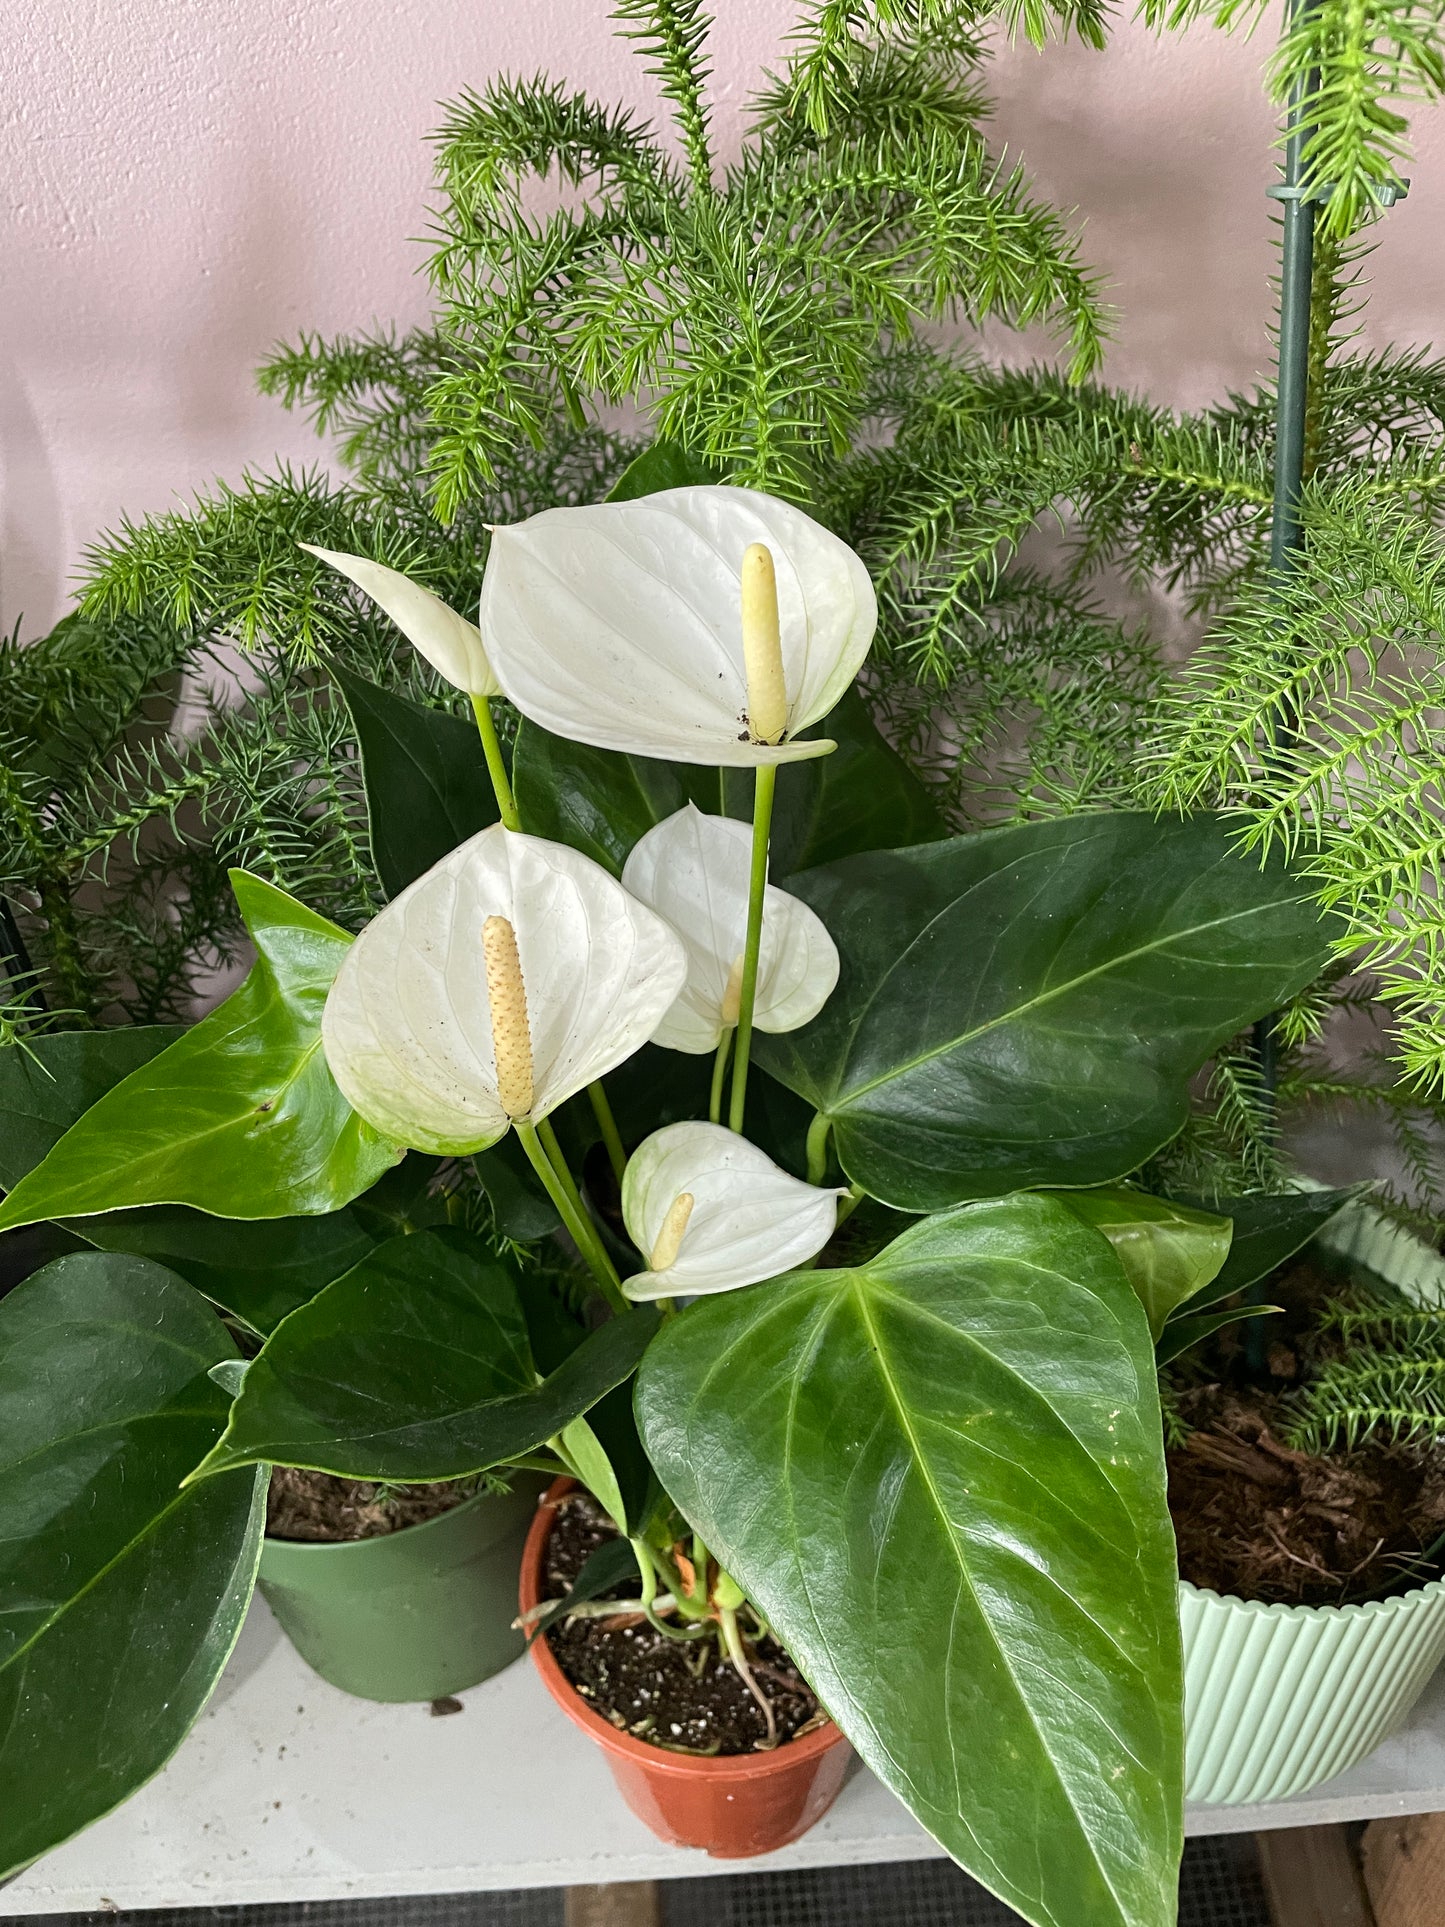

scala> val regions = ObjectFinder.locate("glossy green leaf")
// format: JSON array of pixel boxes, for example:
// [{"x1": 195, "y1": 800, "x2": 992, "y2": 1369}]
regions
[
  {"x1": 472, "y1": 1138, "x2": 564, "y2": 1240},
  {"x1": 1054, "y1": 1189, "x2": 1232, "y2": 1339},
  {"x1": 522, "y1": 1536, "x2": 640, "y2": 1644},
  {"x1": 514, "y1": 688, "x2": 943, "y2": 881},
  {"x1": 72, "y1": 1208, "x2": 380, "y2": 1336},
  {"x1": 0, "y1": 873, "x2": 403, "y2": 1233},
  {"x1": 1154, "y1": 1302, "x2": 1280, "y2": 1367},
  {"x1": 0, "y1": 1025, "x2": 182, "y2": 1186},
  {"x1": 0, "y1": 1022, "x2": 391, "y2": 1332},
  {"x1": 0, "y1": 1253, "x2": 265, "y2": 1878},
  {"x1": 636, "y1": 1194, "x2": 1182, "y2": 1927},
  {"x1": 559, "y1": 1414, "x2": 630, "y2": 1533},
  {"x1": 334, "y1": 666, "x2": 497, "y2": 898},
  {"x1": 1169, "y1": 1186, "x2": 1361, "y2": 1315},
  {"x1": 193, "y1": 1228, "x2": 662, "y2": 1482},
  {"x1": 757, "y1": 814, "x2": 1334, "y2": 1211},
  {"x1": 604, "y1": 438, "x2": 725, "y2": 502}
]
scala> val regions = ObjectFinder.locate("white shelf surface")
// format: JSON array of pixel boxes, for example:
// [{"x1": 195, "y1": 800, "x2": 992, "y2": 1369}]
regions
[{"x1": 7, "y1": 1596, "x2": 1445, "y2": 1916}]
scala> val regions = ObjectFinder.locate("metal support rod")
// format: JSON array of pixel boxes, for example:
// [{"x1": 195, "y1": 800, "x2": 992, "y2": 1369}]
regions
[
  {"x1": 1269, "y1": 12, "x2": 1322, "y2": 582},
  {"x1": 1247, "y1": 0, "x2": 1323, "y2": 1369},
  {"x1": 0, "y1": 897, "x2": 45, "y2": 1015}
]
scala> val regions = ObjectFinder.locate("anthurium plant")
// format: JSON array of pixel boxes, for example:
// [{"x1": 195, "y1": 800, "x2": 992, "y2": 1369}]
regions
[{"x1": 0, "y1": 462, "x2": 1337, "y2": 1927}]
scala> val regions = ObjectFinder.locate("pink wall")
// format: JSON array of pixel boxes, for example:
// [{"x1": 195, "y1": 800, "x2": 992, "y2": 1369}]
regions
[{"x1": 4, "y1": 1, "x2": 1442, "y2": 637}]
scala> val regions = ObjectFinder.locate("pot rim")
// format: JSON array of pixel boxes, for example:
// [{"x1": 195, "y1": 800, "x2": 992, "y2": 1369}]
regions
[
  {"x1": 522, "y1": 1478, "x2": 847, "y2": 1781},
  {"x1": 262, "y1": 1475, "x2": 501, "y2": 1558},
  {"x1": 1180, "y1": 1572, "x2": 1445, "y2": 1622}
]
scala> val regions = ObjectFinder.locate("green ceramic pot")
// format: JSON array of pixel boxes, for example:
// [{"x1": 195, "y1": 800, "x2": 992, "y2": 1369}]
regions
[
  {"x1": 258, "y1": 1476, "x2": 544, "y2": 1702},
  {"x1": 1182, "y1": 1197, "x2": 1445, "y2": 1804}
]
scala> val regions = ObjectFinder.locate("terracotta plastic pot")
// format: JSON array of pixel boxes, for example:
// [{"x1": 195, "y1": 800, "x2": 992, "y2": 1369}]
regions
[
  {"x1": 259, "y1": 1474, "x2": 543, "y2": 1703},
  {"x1": 520, "y1": 1480, "x2": 852, "y2": 1857}
]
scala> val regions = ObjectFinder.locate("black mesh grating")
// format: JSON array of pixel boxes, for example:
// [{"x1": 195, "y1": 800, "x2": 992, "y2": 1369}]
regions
[{"x1": 8, "y1": 1837, "x2": 1271, "y2": 1927}]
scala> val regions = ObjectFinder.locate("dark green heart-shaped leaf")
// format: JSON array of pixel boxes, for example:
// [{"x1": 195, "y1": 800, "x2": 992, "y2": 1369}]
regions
[
  {"x1": 0, "y1": 873, "x2": 402, "y2": 1233},
  {"x1": 1054, "y1": 1188, "x2": 1232, "y2": 1339},
  {"x1": 0, "y1": 1025, "x2": 182, "y2": 1186},
  {"x1": 1154, "y1": 1302, "x2": 1280, "y2": 1367},
  {"x1": 0, "y1": 1023, "x2": 391, "y2": 1332},
  {"x1": 472, "y1": 1138, "x2": 564, "y2": 1240},
  {"x1": 757, "y1": 813, "x2": 1334, "y2": 1211},
  {"x1": 513, "y1": 721, "x2": 700, "y2": 877},
  {"x1": 192, "y1": 1228, "x2": 662, "y2": 1482},
  {"x1": 636, "y1": 1194, "x2": 1182, "y2": 1927},
  {"x1": 522, "y1": 1537, "x2": 640, "y2": 1645},
  {"x1": 1168, "y1": 1186, "x2": 1361, "y2": 1316},
  {"x1": 72, "y1": 1208, "x2": 380, "y2": 1336},
  {"x1": 604, "y1": 439, "x2": 726, "y2": 502},
  {"x1": 334, "y1": 667, "x2": 497, "y2": 897},
  {"x1": 514, "y1": 688, "x2": 942, "y2": 881},
  {"x1": 0, "y1": 1252, "x2": 265, "y2": 1879}
]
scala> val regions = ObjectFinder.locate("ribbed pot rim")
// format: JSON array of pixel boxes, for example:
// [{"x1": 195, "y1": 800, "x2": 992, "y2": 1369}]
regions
[{"x1": 1180, "y1": 1572, "x2": 1445, "y2": 1624}]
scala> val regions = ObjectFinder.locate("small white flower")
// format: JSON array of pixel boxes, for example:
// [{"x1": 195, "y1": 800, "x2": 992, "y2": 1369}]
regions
[
  {"x1": 622, "y1": 805, "x2": 839, "y2": 1054},
  {"x1": 477, "y1": 485, "x2": 876, "y2": 765},
  {"x1": 322, "y1": 826, "x2": 686, "y2": 1155},
  {"x1": 301, "y1": 544, "x2": 499, "y2": 697},
  {"x1": 621, "y1": 1122, "x2": 843, "y2": 1301}
]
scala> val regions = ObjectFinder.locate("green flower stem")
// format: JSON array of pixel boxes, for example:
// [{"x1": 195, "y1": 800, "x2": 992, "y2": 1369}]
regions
[
  {"x1": 588, "y1": 1080, "x2": 628, "y2": 1183},
  {"x1": 470, "y1": 695, "x2": 520, "y2": 832},
  {"x1": 835, "y1": 1183, "x2": 865, "y2": 1231},
  {"x1": 633, "y1": 1536, "x2": 712, "y2": 1640},
  {"x1": 805, "y1": 1112, "x2": 832, "y2": 1186},
  {"x1": 708, "y1": 1031, "x2": 733, "y2": 1125},
  {"x1": 515, "y1": 1119, "x2": 627, "y2": 1312},
  {"x1": 727, "y1": 761, "x2": 777, "y2": 1133}
]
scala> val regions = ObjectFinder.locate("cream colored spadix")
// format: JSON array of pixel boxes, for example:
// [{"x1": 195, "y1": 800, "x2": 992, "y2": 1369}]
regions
[
  {"x1": 741, "y1": 543, "x2": 787, "y2": 745},
  {"x1": 621, "y1": 1122, "x2": 842, "y2": 1302},
  {"x1": 622, "y1": 805, "x2": 839, "y2": 1054},
  {"x1": 481, "y1": 916, "x2": 535, "y2": 1118},
  {"x1": 477, "y1": 485, "x2": 877, "y2": 766},
  {"x1": 648, "y1": 1191, "x2": 695, "y2": 1272},
  {"x1": 300, "y1": 543, "x2": 499, "y2": 697},
  {"x1": 321, "y1": 825, "x2": 687, "y2": 1155}
]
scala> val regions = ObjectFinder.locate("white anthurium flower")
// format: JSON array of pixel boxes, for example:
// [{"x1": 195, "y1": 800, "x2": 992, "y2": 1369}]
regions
[
  {"x1": 300, "y1": 543, "x2": 500, "y2": 698},
  {"x1": 322, "y1": 825, "x2": 686, "y2": 1155},
  {"x1": 621, "y1": 1121, "x2": 843, "y2": 1302},
  {"x1": 477, "y1": 485, "x2": 877, "y2": 766},
  {"x1": 622, "y1": 804, "x2": 840, "y2": 1054}
]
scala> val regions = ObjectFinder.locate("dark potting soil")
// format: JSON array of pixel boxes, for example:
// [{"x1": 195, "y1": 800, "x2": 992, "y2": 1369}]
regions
[
  {"x1": 266, "y1": 1466, "x2": 480, "y2": 1543},
  {"x1": 542, "y1": 1489, "x2": 825, "y2": 1756},
  {"x1": 1167, "y1": 1260, "x2": 1445, "y2": 1606}
]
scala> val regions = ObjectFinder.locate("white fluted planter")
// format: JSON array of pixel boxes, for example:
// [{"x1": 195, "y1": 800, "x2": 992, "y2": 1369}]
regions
[{"x1": 1182, "y1": 1192, "x2": 1445, "y2": 1804}]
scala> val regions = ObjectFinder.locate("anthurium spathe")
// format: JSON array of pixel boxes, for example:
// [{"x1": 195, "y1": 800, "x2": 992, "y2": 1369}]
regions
[
  {"x1": 477, "y1": 486, "x2": 877, "y2": 766},
  {"x1": 301, "y1": 544, "x2": 499, "y2": 697},
  {"x1": 321, "y1": 825, "x2": 686, "y2": 1155},
  {"x1": 621, "y1": 1121, "x2": 842, "y2": 1301},
  {"x1": 622, "y1": 805, "x2": 839, "y2": 1053}
]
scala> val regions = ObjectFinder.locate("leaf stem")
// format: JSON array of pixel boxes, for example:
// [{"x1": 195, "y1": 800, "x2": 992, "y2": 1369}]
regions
[
  {"x1": 727, "y1": 762, "x2": 776, "y2": 1133},
  {"x1": 805, "y1": 1112, "x2": 832, "y2": 1186},
  {"x1": 588, "y1": 1080, "x2": 628, "y2": 1183},
  {"x1": 516, "y1": 1119, "x2": 627, "y2": 1312},
  {"x1": 708, "y1": 1031, "x2": 733, "y2": 1125},
  {"x1": 470, "y1": 695, "x2": 520, "y2": 832}
]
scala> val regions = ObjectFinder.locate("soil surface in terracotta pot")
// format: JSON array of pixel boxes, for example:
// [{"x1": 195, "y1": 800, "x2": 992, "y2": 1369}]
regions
[
  {"x1": 266, "y1": 1467, "x2": 484, "y2": 1543},
  {"x1": 542, "y1": 1490, "x2": 826, "y2": 1754},
  {"x1": 1167, "y1": 1258, "x2": 1445, "y2": 1606}
]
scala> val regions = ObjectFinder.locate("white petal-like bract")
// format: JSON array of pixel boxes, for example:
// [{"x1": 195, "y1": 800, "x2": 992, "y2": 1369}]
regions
[
  {"x1": 322, "y1": 826, "x2": 686, "y2": 1154},
  {"x1": 622, "y1": 805, "x2": 839, "y2": 1053},
  {"x1": 478, "y1": 486, "x2": 876, "y2": 765},
  {"x1": 301, "y1": 544, "x2": 499, "y2": 697},
  {"x1": 621, "y1": 1122, "x2": 841, "y2": 1301}
]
